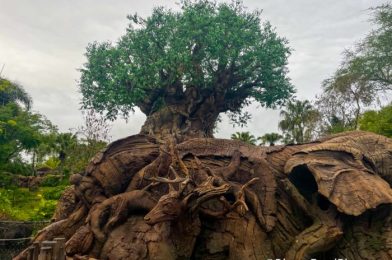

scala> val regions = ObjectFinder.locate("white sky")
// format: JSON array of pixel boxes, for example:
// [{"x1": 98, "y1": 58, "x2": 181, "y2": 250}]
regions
[{"x1": 0, "y1": 0, "x2": 387, "y2": 141}]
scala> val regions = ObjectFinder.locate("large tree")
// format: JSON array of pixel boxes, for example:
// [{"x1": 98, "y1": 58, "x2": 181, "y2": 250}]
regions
[
  {"x1": 15, "y1": 3, "x2": 392, "y2": 260},
  {"x1": 80, "y1": 0, "x2": 293, "y2": 139}
]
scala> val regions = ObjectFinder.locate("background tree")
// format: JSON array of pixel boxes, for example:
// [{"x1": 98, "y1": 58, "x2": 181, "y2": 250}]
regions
[
  {"x1": 76, "y1": 109, "x2": 111, "y2": 144},
  {"x1": 0, "y1": 77, "x2": 31, "y2": 109},
  {"x1": 0, "y1": 78, "x2": 53, "y2": 172},
  {"x1": 316, "y1": 56, "x2": 377, "y2": 131},
  {"x1": 315, "y1": 4, "x2": 392, "y2": 135},
  {"x1": 230, "y1": 131, "x2": 257, "y2": 145},
  {"x1": 53, "y1": 133, "x2": 78, "y2": 165},
  {"x1": 359, "y1": 103, "x2": 392, "y2": 137},
  {"x1": 258, "y1": 132, "x2": 282, "y2": 146},
  {"x1": 315, "y1": 90, "x2": 355, "y2": 135},
  {"x1": 279, "y1": 99, "x2": 319, "y2": 144},
  {"x1": 80, "y1": 0, "x2": 293, "y2": 139},
  {"x1": 340, "y1": 4, "x2": 392, "y2": 92}
]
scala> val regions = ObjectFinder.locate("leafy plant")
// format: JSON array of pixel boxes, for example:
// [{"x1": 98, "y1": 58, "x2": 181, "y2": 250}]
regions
[
  {"x1": 279, "y1": 100, "x2": 319, "y2": 144},
  {"x1": 0, "y1": 187, "x2": 67, "y2": 221},
  {"x1": 231, "y1": 131, "x2": 257, "y2": 145},
  {"x1": 42, "y1": 156, "x2": 61, "y2": 170},
  {"x1": 40, "y1": 174, "x2": 65, "y2": 187},
  {"x1": 258, "y1": 132, "x2": 283, "y2": 146},
  {"x1": 359, "y1": 104, "x2": 392, "y2": 137}
]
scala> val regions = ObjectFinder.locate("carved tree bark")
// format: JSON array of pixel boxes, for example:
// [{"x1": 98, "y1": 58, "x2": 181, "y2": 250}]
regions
[
  {"x1": 139, "y1": 86, "x2": 221, "y2": 141},
  {"x1": 15, "y1": 131, "x2": 392, "y2": 260}
]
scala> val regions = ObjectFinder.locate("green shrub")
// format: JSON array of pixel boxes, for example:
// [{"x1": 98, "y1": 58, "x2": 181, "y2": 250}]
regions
[
  {"x1": 30, "y1": 199, "x2": 57, "y2": 221},
  {"x1": 37, "y1": 156, "x2": 61, "y2": 170},
  {"x1": 0, "y1": 159, "x2": 33, "y2": 176},
  {"x1": 0, "y1": 172, "x2": 16, "y2": 188},
  {"x1": 41, "y1": 186, "x2": 67, "y2": 200},
  {"x1": 0, "y1": 187, "x2": 64, "y2": 221},
  {"x1": 40, "y1": 174, "x2": 62, "y2": 187}
]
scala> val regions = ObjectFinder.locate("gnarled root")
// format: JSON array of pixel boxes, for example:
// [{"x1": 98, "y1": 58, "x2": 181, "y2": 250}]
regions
[
  {"x1": 65, "y1": 225, "x2": 94, "y2": 256},
  {"x1": 283, "y1": 180, "x2": 343, "y2": 260},
  {"x1": 89, "y1": 190, "x2": 157, "y2": 242}
]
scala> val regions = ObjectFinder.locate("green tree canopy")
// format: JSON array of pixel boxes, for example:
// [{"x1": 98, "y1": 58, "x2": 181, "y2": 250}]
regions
[
  {"x1": 359, "y1": 104, "x2": 392, "y2": 137},
  {"x1": 0, "y1": 101, "x2": 53, "y2": 165},
  {"x1": 0, "y1": 78, "x2": 54, "y2": 167},
  {"x1": 0, "y1": 78, "x2": 32, "y2": 110},
  {"x1": 279, "y1": 99, "x2": 319, "y2": 144},
  {"x1": 80, "y1": 0, "x2": 293, "y2": 138}
]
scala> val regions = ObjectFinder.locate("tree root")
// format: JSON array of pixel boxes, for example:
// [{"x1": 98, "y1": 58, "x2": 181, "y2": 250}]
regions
[{"x1": 283, "y1": 180, "x2": 343, "y2": 260}]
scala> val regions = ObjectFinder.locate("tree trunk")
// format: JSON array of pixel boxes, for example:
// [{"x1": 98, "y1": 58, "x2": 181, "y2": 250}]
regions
[
  {"x1": 139, "y1": 85, "x2": 222, "y2": 141},
  {"x1": 15, "y1": 131, "x2": 392, "y2": 260},
  {"x1": 139, "y1": 104, "x2": 219, "y2": 141}
]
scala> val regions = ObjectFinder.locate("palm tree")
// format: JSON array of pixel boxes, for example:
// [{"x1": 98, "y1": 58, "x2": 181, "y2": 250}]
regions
[
  {"x1": 258, "y1": 133, "x2": 283, "y2": 146},
  {"x1": 231, "y1": 131, "x2": 257, "y2": 145},
  {"x1": 278, "y1": 100, "x2": 319, "y2": 144},
  {"x1": 0, "y1": 77, "x2": 32, "y2": 109},
  {"x1": 54, "y1": 133, "x2": 78, "y2": 163}
]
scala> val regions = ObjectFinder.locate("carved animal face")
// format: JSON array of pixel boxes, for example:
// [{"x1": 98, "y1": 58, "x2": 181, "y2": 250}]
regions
[{"x1": 144, "y1": 192, "x2": 184, "y2": 225}]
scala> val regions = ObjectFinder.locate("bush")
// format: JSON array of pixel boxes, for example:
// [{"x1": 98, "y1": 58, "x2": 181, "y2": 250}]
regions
[
  {"x1": 0, "y1": 190, "x2": 13, "y2": 220},
  {"x1": 0, "y1": 159, "x2": 33, "y2": 176},
  {"x1": 0, "y1": 172, "x2": 16, "y2": 188},
  {"x1": 30, "y1": 199, "x2": 57, "y2": 221},
  {"x1": 0, "y1": 187, "x2": 66, "y2": 221},
  {"x1": 40, "y1": 174, "x2": 63, "y2": 187},
  {"x1": 41, "y1": 186, "x2": 68, "y2": 200}
]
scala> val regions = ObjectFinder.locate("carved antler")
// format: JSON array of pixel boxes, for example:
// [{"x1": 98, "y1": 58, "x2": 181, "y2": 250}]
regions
[
  {"x1": 145, "y1": 166, "x2": 188, "y2": 184},
  {"x1": 232, "y1": 177, "x2": 259, "y2": 214},
  {"x1": 143, "y1": 152, "x2": 233, "y2": 225}
]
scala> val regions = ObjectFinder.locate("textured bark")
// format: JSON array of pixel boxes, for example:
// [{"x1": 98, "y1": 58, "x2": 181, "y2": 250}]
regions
[
  {"x1": 140, "y1": 87, "x2": 221, "y2": 141},
  {"x1": 15, "y1": 131, "x2": 392, "y2": 260}
]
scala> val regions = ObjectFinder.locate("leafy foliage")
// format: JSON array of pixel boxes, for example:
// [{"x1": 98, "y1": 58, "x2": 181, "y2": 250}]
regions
[
  {"x1": 231, "y1": 131, "x2": 257, "y2": 145},
  {"x1": 40, "y1": 175, "x2": 63, "y2": 187},
  {"x1": 316, "y1": 4, "x2": 392, "y2": 134},
  {"x1": 317, "y1": 58, "x2": 377, "y2": 131},
  {"x1": 258, "y1": 132, "x2": 282, "y2": 146},
  {"x1": 342, "y1": 4, "x2": 392, "y2": 92},
  {"x1": 0, "y1": 187, "x2": 66, "y2": 221},
  {"x1": 0, "y1": 79, "x2": 55, "y2": 166},
  {"x1": 80, "y1": 0, "x2": 293, "y2": 126},
  {"x1": 0, "y1": 78, "x2": 32, "y2": 110},
  {"x1": 279, "y1": 100, "x2": 319, "y2": 144},
  {"x1": 359, "y1": 104, "x2": 392, "y2": 137}
]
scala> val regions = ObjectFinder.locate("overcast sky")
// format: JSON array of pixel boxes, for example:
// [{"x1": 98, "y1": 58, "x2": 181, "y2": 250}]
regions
[{"x1": 0, "y1": 0, "x2": 388, "y2": 141}]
